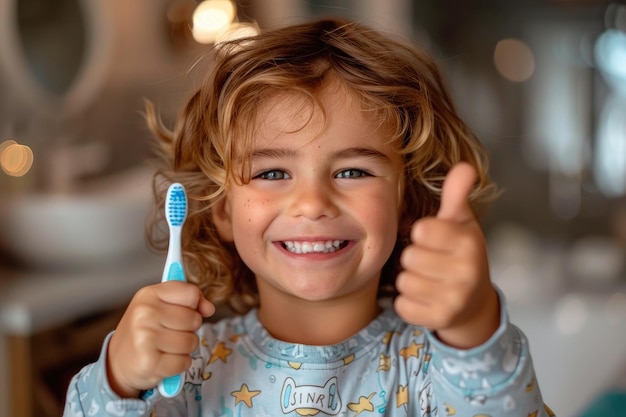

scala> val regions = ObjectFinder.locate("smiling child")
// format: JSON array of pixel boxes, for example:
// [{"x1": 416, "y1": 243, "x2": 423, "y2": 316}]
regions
[{"x1": 64, "y1": 17, "x2": 554, "y2": 417}]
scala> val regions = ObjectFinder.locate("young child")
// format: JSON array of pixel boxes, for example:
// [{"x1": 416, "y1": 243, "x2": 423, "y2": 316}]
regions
[{"x1": 64, "y1": 18, "x2": 554, "y2": 416}]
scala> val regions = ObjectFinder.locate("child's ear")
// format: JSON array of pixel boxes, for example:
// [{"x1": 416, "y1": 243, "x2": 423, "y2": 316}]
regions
[{"x1": 211, "y1": 196, "x2": 234, "y2": 242}]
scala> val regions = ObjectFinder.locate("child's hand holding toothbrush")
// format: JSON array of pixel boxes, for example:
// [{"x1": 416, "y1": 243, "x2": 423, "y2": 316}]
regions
[{"x1": 106, "y1": 281, "x2": 214, "y2": 398}]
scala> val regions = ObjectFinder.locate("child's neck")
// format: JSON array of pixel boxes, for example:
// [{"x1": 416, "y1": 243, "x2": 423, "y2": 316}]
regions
[{"x1": 256, "y1": 289, "x2": 382, "y2": 346}]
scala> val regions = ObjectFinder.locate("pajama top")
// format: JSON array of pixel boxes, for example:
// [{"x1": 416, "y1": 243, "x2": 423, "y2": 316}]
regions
[{"x1": 63, "y1": 294, "x2": 554, "y2": 416}]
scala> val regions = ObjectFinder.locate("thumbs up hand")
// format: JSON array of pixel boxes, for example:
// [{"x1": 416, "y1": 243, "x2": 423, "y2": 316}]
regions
[{"x1": 394, "y1": 163, "x2": 500, "y2": 349}]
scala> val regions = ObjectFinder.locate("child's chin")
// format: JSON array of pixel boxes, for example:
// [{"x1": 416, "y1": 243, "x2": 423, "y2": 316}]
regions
[{"x1": 287, "y1": 285, "x2": 346, "y2": 302}]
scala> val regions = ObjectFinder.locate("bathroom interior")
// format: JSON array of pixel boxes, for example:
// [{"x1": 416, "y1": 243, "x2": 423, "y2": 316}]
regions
[{"x1": 0, "y1": 0, "x2": 625, "y2": 416}]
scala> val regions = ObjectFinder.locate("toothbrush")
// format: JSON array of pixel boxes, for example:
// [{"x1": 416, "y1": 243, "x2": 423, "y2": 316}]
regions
[{"x1": 158, "y1": 183, "x2": 188, "y2": 398}]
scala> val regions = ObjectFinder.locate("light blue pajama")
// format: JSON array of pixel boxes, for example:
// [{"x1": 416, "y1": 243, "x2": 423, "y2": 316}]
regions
[{"x1": 63, "y1": 292, "x2": 554, "y2": 416}]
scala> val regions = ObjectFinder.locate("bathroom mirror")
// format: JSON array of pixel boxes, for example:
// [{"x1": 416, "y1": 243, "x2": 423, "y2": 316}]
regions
[{"x1": 0, "y1": 0, "x2": 113, "y2": 119}]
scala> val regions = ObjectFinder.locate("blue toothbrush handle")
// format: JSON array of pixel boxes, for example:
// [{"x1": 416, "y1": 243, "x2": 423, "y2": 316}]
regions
[
  {"x1": 159, "y1": 372, "x2": 186, "y2": 398},
  {"x1": 158, "y1": 261, "x2": 187, "y2": 397},
  {"x1": 165, "y1": 261, "x2": 185, "y2": 282}
]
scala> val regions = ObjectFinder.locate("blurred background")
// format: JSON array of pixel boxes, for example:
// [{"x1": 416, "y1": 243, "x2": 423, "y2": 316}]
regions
[{"x1": 0, "y1": 0, "x2": 625, "y2": 416}]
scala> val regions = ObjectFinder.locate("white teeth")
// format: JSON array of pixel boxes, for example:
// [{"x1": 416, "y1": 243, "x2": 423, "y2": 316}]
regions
[{"x1": 283, "y1": 240, "x2": 345, "y2": 254}]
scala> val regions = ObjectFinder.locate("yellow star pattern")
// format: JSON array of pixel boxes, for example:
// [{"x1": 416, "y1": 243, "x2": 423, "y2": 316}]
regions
[
  {"x1": 444, "y1": 402, "x2": 456, "y2": 415},
  {"x1": 208, "y1": 341, "x2": 232, "y2": 365},
  {"x1": 288, "y1": 362, "x2": 302, "y2": 370},
  {"x1": 399, "y1": 341, "x2": 423, "y2": 361},
  {"x1": 377, "y1": 353, "x2": 391, "y2": 372},
  {"x1": 382, "y1": 331, "x2": 400, "y2": 346},
  {"x1": 348, "y1": 392, "x2": 375, "y2": 416},
  {"x1": 396, "y1": 385, "x2": 408, "y2": 408},
  {"x1": 231, "y1": 384, "x2": 260, "y2": 408},
  {"x1": 525, "y1": 377, "x2": 536, "y2": 392}
]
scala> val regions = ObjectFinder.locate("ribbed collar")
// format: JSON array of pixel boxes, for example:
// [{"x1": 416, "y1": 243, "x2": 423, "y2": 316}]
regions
[{"x1": 240, "y1": 307, "x2": 403, "y2": 365}]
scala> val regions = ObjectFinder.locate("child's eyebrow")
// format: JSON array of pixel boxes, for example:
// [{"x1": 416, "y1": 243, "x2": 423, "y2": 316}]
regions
[
  {"x1": 334, "y1": 147, "x2": 392, "y2": 163},
  {"x1": 251, "y1": 148, "x2": 296, "y2": 160},
  {"x1": 251, "y1": 147, "x2": 391, "y2": 163}
]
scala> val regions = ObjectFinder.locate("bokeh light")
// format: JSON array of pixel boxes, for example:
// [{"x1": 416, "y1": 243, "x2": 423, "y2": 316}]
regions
[
  {"x1": 0, "y1": 139, "x2": 34, "y2": 177},
  {"x1": 494, "y1": 38, "x2": 536, "y2": 83},
  {"x1": 192, "y1": 0, "x2": 237, "y2": 44}
]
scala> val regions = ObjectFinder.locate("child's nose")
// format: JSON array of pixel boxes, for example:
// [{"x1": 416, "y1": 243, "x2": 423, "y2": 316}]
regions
[{"x1": 287, "y1": 178, "x2": 340, "y2": 220}]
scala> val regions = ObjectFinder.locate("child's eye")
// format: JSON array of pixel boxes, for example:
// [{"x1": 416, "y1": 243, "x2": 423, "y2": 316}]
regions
[
  {"x1": 255, "y1": 170, "x2": 291, "y2": 180},
  {"x1": 335, "y1": 169, "x2": 370, "y2": 179}
]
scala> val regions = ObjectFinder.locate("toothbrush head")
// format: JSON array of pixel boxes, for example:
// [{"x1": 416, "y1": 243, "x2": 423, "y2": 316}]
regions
[{"x1": 165, "y1": 183, "x2": 188, "y2": 227}]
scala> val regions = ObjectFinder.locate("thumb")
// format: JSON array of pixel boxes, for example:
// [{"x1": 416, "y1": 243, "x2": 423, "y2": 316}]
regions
[{"x1": 437, "y1": 162, "x2": 477, "y2": 223}]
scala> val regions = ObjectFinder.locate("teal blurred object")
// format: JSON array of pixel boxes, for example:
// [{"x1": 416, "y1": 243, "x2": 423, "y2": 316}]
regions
[{"x1": 579, "y1": 390, "x2": 626, "y2": 417}]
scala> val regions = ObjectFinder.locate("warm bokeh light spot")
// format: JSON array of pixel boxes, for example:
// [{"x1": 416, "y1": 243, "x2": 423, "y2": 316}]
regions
[
  {"x1": 192, "y1": 0, "x2": 237, "y2": 44},
  {"x1": 1, "y1": 140, "x2": 34, "y2": 177},
  {"x1": 494, "y1": 38, "x2": 536, "y2": 83},
  {"x1": 0, "y1": 139, "x2": 16, "y2": 155}
]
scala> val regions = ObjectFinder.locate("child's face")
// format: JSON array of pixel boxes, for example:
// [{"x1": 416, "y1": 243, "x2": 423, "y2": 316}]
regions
[{"x1": 214, "y1": 84, "x2": 404, "y2": 305}]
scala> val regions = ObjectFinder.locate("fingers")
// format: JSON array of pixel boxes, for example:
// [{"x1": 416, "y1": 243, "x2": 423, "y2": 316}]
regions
[
  {"x1": 156, "y1": 354, "x2": 193, "y2": 380},
  {"x1": 436, "y1": 162, "x2": 477, "y2": 224},
  {"x1": 394, "y1": 269, "x2": 474, "y2": 330},
  {"x1": 155, "y1": 281, "x2": 215, "y2": 316},
  {"x1": 106, "y1": 281, "x2": 215, "y2": 396},
  {"x1": 394, "y1": 271, "x2": 436, "y2": 307},
  {"x1": 409, "y1": 216, "x2": 480, "y2": 254},
  {"x1": 400, "y1": 240, "x2": 478, "y2": 282},
  {"x1": 156, "y1": 302, "x2": 205, "y2": 332},
  {"x1": 154, "y1": 328, "x2": 200, "y2": 355},
  {"x1": 132, "y1": 282, "x2": 213, "y2": 331}
]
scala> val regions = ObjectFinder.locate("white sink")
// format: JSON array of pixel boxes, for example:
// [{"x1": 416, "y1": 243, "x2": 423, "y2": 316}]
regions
[{"x1": 0, "y1": 166, "x2": 155, "y2": 270}]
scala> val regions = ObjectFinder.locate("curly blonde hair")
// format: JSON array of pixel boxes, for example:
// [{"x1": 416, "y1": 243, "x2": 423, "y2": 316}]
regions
[{"x1": 146, "y1": 18, "x2": 498, "y2": 314}]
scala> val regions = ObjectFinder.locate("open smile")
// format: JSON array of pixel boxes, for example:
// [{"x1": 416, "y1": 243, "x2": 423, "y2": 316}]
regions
[{"x1": 281, "y1": 240, "x2": 348, "y2": 254}]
